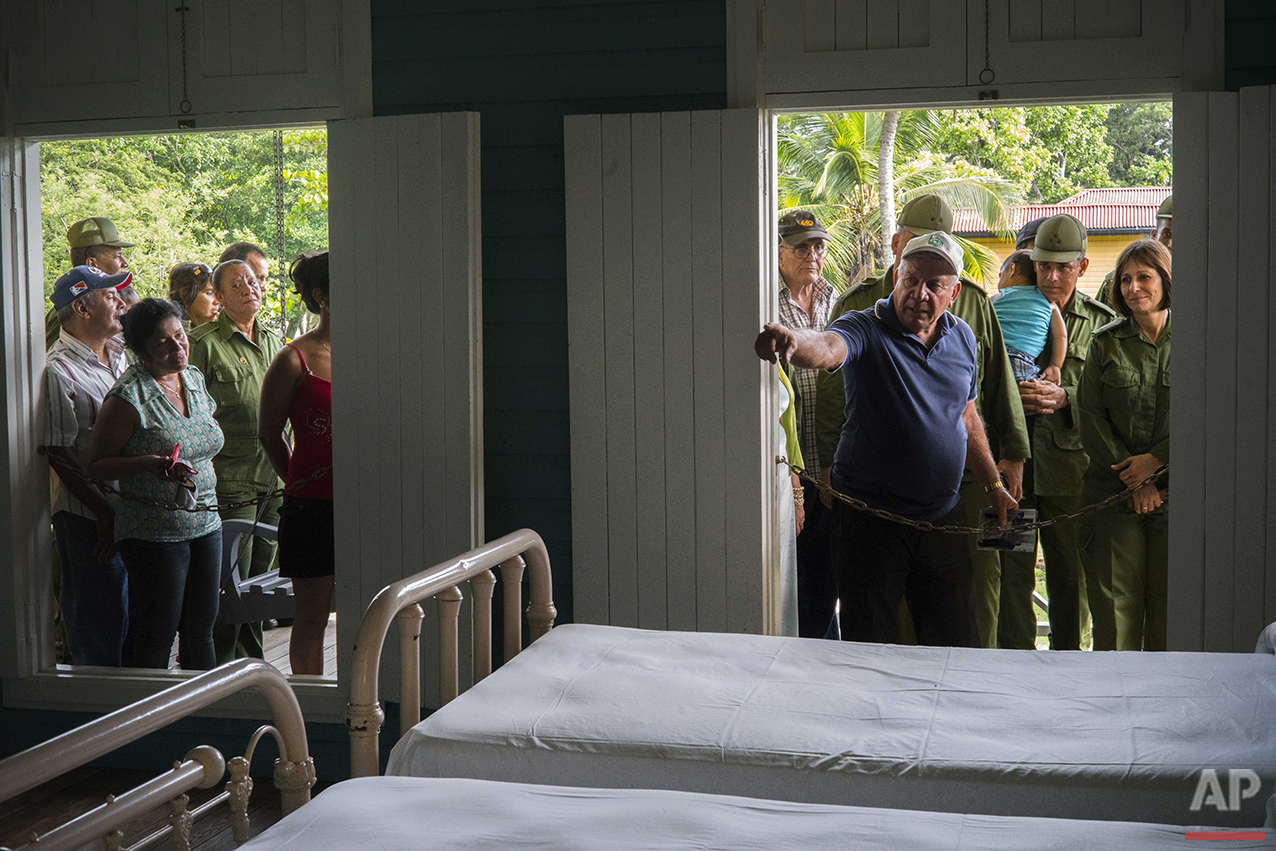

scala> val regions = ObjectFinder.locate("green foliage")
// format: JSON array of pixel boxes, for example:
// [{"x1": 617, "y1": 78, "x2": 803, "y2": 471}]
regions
[
  {"x1": 928, "y1": 105, "x2": 1118, "y2": 203},
  {"x1": 40, "y1": 128, "x2": 329, "y2": 339},
  {"x1": 1104, "y1": 102, "x2": 1174, "y2": 187},
  {"x1": 778, "y1": 103, "x2": 1173, "y2": 287},
  {"x1": 777, "y1": 111, "x2": 1020, "y2": 288}
]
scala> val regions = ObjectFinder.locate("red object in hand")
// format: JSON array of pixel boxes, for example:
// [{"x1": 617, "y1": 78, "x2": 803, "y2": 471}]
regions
[{"x1": 165, "y1": 443, "x2": 197, "y2": 484}]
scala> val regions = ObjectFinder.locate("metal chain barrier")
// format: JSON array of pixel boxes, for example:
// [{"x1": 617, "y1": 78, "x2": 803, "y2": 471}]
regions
[
  {"x1": 273, "y1": 130, "x2": 288, "y2": 332},
  {"x1": 176, "y1": 4, "x2": 192, "y2": 113},
  {"x1": 777, "y1": 456, "x2": 1168, "y2": 535},
  {"x1": 86, "y1": 465, "x2": 332, "y2": 515}
]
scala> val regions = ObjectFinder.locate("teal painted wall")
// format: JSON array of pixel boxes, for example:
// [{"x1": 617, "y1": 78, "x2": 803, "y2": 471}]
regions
[
  {"x1": 371, "y1": 0, "x2": 728, "y2": 623},
  {"x1": 1226, "y1": 0, "x2": 1276, "y2": 89}
]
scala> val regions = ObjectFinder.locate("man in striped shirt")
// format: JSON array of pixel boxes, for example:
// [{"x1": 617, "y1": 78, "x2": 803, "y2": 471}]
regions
[
  {"x1": 43, "y1": 265, "x2": 133, "y2": 666},
  {"x1": 776, "y1": 210, "x2": 836, "y2": 638}
]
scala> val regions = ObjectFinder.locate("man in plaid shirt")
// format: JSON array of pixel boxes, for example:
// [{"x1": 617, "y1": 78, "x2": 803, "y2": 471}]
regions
[{"x1": 777, "y1": 210, "x2": 837, "y2": 638}]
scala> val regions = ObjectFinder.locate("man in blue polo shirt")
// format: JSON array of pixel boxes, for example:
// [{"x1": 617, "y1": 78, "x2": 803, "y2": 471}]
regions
[{"x1": 756, "y1": 232, "x2": 1016, "y2": 646}]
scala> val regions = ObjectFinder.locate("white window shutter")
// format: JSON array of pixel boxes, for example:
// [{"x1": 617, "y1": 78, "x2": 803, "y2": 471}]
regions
[
  {"x1": 328, "y1": 112, "x2": 484, "y2": 704},
  {"x1": 565, "y1": 110, "x2": 775, "y2": 636}
]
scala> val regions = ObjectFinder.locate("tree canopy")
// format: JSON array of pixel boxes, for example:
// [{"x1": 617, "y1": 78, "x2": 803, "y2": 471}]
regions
[
  {"x1": 40, "y1": 128, "x2": 328, "y2": 337},
  {"x1": 777, "y1": 110, "x2": 1019, "y2": 288}
]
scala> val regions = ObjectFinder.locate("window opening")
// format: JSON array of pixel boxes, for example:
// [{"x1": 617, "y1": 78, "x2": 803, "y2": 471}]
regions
[
  {"x1": 775, "y1": 102, "x2": 1172, "y2": 650},
  {"x1": 39, "y1": 126, "x2": 332, "y2": 678}
]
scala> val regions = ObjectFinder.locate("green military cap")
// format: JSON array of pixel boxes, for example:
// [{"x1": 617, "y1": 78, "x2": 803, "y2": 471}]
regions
[
  {"x1": 1030, "y1": 214, "x2": 1087, "y2": 263},
  {"x1": 897, "y1": 194, "x2": 953, "y2": 235},
  {"x1": 778, "y1": 209, "x2": 829, "y2": 246},
  {"x1": 1155, "y1": 194, "x2": 1172, "y2": 219},
  {"x1": 67, "y1": 217, "x2": 135, "y2": 249}
]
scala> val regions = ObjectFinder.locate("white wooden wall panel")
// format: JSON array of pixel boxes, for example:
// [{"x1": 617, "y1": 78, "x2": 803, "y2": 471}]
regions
[
  {"x1": 756, "y1": 0, "x2": 1209, "y2": 102},
  {"x1": 1168, "y1": 93, "x2": 1207, "y2": 649},
  {"x1": 563, "y1": 118, "x2": 608, "y2": 626},
  {"x1": 9, "y1": 0, "x2": 342, "y2": 131},
  {"x1": 660, "y1": 114, "x2": 698, "y2": 633},
  {"x1": 1171, "y1": 89, "x2": 1276, "y2": 653},
  {"x1": 690, "y1": 112, "x2": 728, "y2": 634},
  {"x1": 10, "y1": 0, "x2": 170, "y2": 125},
  {"x1": 601, "y1": 115, "x2": 639, "y2": 629},
  {"x1": 631, "y1": 113, "x2": 668, "y2": 631},
  {"x1": 1268, "y1": 97, "x2": 1276, "y2": 638},
  {"x1": 765, "y1": 0, "x2": 967, "y2": 92},
  {"x1": 974, "y1": 1, "x2": 1180, "y2": 86},
  {"x1": 1234, "y1": 87, "x2": 1270, "y2": 651},
  {"x1": 566, "y1": 110, "x2": 770, "y2": 635},
  {"x1": 1202, "y1": 95, "x2": 1239, "y2": 652},
  {"x1": 720, "y1": 111, "x2": 769, "y2": 635},
  {"x1": 175, "y1": 0, "x2": 340, "y2": 118},
  {"x1": 329, "y1": 113, "x2": 482, "y2": 706},
  {"x1": 0, "y1": 140, "x2": 53, "y2": 678}
]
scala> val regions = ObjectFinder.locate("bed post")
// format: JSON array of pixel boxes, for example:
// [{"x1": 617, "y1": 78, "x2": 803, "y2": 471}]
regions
[
  {"x1": 524, "y1": 546, "x2": 557, "y2": 643},
  {"x1": 396, "y1": 604, "x2": 425, "y2": 738},
  {"x1": 500, "y1": 556, "x2": 526, "y2": 660},
  {"x1": 472, "y1": 569, "x2": 496, "y2": 682},
  {"x1": 438, "y1": 585, "x2": 464, "y2": 705}
]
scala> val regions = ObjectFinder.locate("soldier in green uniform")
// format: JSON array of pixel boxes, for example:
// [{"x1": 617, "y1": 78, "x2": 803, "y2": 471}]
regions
[
  {"x1": 48, "y1": 218, "x2": 139, "y2": 350},
  {"x1": 1094, "y1": 194, "x2": 1171, "y2": 308},
  {"x1": 1078, "y1": 240, "x2": 1170, "y2": 651},
  {"x1": 189, "y1": 257, "x2": 284, "y2": 662},
  {"x1": 813, "y1": 195, "x2": 1031, "y2": 647},
  {"x1": 998, "y1": 215, "x2": 1116, "y2": 650}
]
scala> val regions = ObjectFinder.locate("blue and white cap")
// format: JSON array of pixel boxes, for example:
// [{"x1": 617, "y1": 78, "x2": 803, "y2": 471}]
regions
[{"x1": 50, "y1": 265, "x2": 133, "y2": 311}]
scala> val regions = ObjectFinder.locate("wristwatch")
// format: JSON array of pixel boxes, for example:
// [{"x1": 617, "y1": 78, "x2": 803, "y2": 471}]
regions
[{"x1": 985, "y1": 479, "x2": 1007, "y2": 494}]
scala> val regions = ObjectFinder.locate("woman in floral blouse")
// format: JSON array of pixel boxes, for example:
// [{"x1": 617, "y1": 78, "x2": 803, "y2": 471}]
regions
[{"x1": 89, "y1": 298, "x2": 224, "y2": 670}]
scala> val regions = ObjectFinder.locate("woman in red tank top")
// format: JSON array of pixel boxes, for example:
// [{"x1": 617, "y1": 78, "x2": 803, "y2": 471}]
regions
[{"x1": 259, "y1": 251, "x2": 332, "y2": 675}]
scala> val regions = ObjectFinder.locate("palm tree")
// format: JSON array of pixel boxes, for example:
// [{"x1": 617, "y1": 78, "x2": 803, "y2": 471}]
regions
[{"x1": 777, "y1": 110, "x2": 1021, "y2": 289}]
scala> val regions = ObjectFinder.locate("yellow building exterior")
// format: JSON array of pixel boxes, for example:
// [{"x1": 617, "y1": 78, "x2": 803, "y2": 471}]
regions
[{"x1": 969, "y1": 233, "x2": 1146, "y2": 299}]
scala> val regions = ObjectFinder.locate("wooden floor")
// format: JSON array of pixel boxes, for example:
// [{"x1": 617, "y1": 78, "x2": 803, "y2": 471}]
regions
[
  {"x1": 0, "y1": 765, "x2": 323, "y2": 850},
  {"x1": 168, "y1": 614, "x2": 338, "y2": 678},
  {"x1": 261, "y1": 613, "x2": 338, "y2": 677}
]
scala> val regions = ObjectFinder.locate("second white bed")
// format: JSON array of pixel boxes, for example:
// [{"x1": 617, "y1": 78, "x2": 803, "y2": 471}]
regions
[
  {"x1": 387, "y1": 623, "x2": 1276, "y2": 827},
  {"x1": 242, "y1": 776, "x2": 1275, "y2": 850}
]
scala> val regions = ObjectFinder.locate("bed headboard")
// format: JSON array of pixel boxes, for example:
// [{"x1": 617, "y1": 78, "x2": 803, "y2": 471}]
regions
[
  {"x1": 345, "y1": 528, "x2": 557, "y2": 777},
  {"x1": 0, "y1": 658, "x2": 314, "y2": 849}
]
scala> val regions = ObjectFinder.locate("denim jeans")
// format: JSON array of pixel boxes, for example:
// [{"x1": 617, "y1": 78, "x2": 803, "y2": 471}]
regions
[
  {"x1": 118, "y1": 529, "x2": 221, "y2": 670},
  {"x1": 52, "y1": 511, "x2": 128, "y2": 666}
]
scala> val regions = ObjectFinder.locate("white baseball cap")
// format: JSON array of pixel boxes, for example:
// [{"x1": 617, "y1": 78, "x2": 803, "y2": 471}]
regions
[{"x1": 900, "y1": 231, "x2": 964, "y2": 277}]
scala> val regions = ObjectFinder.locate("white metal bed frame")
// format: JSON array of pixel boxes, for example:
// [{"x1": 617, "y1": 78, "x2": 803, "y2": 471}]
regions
[
  {"x1": 344, "y1": 528, "x2": 556, "y2": 777},
  {"x1": 0, "y1": 659, "x2": 315, "y2": 851}
]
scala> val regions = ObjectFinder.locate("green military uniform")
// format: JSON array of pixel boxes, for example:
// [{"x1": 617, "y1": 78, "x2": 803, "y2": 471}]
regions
[
  {"x1": 46, "y1": 306, "x2": 63, "y2": 351},
  {"x1": 1077, "y1": 313, "x2": 1170, "y2": 651},
  {"x1": 814, "y1": 267, "x2": 1031, "y2": 647},
  {"x1": 997, "y1": 289, "x2": 1116, "y2": 650},
  {"x1": 189, "y1": 312, "x2": 284, "y2": 663},
  {"x1": 1094, "y1": 269, "x2": 1116, "y2": 309}
]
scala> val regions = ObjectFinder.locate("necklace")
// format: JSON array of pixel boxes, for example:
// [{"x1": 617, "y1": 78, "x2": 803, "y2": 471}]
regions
[{"x1": 155, "y1": 375, "x2": 182, "y2": 398}]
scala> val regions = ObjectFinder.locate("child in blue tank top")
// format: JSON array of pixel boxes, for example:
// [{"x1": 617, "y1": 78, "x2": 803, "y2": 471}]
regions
[{"x1": 989, "y1": 250, "x2": 1067, "y2": 384}]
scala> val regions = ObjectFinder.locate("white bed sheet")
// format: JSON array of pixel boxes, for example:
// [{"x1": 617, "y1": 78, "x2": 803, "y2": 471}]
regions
[
  {"x1": 239, "y1": 776, "x2": 1274, "y2": 850},
  {"x1": 387, "y1": 624, "x2": 1276, "y2": 827}
]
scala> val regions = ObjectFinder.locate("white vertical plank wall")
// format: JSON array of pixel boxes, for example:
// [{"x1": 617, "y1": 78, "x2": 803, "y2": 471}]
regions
[
  {"x1": 329, "y1": 113, "x2": 483, "y2": 707},
  {"x1": 0, "y1": 139, "x2": 52, "y2": 678},
  {"x1": 1169, "y1": 93, "x2": 1208, "y2": 649},
  {"x1": 565, "y1": 110, "x2": 769, "y2": 635},
  {"x1": 1171, "y1": 88, "x2": 1276, "y2": 652}
]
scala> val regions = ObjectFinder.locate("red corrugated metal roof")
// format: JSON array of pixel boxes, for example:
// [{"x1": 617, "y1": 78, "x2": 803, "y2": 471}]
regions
[{"x1": 952, "y1": 187, "x2": 1171, "y2": 235}]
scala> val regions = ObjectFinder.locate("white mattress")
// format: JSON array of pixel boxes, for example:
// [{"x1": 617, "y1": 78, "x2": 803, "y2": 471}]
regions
[
  {"x1": 239, "y1": 776, "x2": 1274, "y2": 850},
  {"x1": 387, "y1": 624, "x2": 1276, "y2": 827}
]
